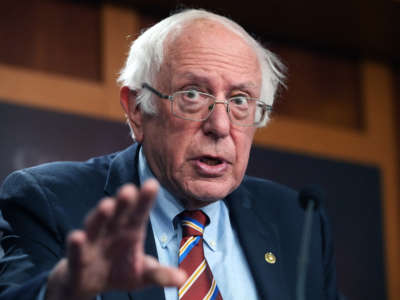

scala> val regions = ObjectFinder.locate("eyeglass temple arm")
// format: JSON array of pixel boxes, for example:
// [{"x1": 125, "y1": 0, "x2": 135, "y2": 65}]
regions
[
  {"x1": 258, "y1": 102, "x2": 273, "y2": 112},
  {"x1": 265, "y1": 104, "x2": 273, "y2": 112},
  {"x1": 142, "y1": 83, "x2": 170, "y2": 99}
]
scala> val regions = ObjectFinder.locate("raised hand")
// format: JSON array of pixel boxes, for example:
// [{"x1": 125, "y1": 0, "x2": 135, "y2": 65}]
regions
[{"x1": 46, "y1": 180, "x2": 186, "y2": 300}]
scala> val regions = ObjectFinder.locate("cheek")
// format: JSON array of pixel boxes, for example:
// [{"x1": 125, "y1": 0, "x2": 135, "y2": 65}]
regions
[
  {"x1": 145, "y1": 116, "x2": 199, "y2": 175},
  {"x1": 166, "y1": 128, "x2": 199, "y2": 170},
  {"x1": 233, "y1": 129, "x2": 256, "y2": 173}
]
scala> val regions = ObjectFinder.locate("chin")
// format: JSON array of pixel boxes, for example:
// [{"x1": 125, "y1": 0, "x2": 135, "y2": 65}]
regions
[{"x1": 182, "y1": 180, "x2": 236, "y2": 207}]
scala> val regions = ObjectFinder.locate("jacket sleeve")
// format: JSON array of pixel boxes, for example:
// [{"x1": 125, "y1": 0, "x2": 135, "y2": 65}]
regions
[{"x1": 0, "y1": 170, "x2": 65, "y2": 299}]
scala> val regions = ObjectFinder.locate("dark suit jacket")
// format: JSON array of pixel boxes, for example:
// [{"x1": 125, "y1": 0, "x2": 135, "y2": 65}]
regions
[{"x1": 0, "y1": 144, "x2": 338, "y2": 299}]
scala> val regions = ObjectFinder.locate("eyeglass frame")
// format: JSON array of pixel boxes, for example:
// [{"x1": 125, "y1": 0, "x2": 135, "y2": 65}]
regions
[{"x1": 141, "y1": 82, "x2": 272, "y2": 127}]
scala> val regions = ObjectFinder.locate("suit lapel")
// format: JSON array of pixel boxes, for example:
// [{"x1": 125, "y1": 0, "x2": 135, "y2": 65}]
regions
[
  {"x1": 103, "y1": 144, "x2": 165, "y2": 300},
  {"x1": 104, "y1": 144, "x2": 141, "y2": 197},
  {"x1": 226, "y1": 184, "x2": 290, "y2": 300}
]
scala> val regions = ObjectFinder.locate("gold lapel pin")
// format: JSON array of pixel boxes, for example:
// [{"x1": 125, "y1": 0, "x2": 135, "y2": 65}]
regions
[{"x1": 265, "y1": 252, "x2": 276, "y2": 264}]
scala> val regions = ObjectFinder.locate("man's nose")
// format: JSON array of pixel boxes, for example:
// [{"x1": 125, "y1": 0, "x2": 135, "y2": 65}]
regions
[{"x1": 202, "y1": 100, "x2": 230, "y2": 138}]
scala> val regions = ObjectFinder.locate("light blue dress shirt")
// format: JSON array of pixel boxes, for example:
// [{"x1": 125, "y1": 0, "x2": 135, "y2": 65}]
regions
[{"x1": 139, "y1": 148, "x2": 259, "y2": 300}]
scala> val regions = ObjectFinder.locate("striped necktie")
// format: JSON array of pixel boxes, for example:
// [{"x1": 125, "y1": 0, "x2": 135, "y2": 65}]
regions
[{"x1": 178, "y1": 210, "x2": 223, "y2": 300}]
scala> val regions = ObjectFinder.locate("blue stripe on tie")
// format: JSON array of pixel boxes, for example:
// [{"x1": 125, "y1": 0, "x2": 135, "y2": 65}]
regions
[
  {"x1": 182, "y1": 217, "x2": 204, "y2": 230},
  {"x1": 210, "y1": 285, "x2": 220, "y2": 300},
  {"x1": 179, "y1": 236, "x2": 201, "y2": 263}
]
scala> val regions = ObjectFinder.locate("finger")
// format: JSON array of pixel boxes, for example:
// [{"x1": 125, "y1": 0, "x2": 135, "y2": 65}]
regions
[
  {"x1": 107, "y1": 184, "x2": 139, "y2": 229},
  {"x1": 142, "y1": 255, "x2": 187, "y2": 287},
  {"x1": 85, "y1": 197, "x2": 116, "y2": 241},
  {"x1": 67, "y1": 230, "x2": 87, "y2": 281},
  {"x1": 115, "y1": 184, "x2": 139, "y2": 217},
  {"x1": 66, "y1": 231, "x2": 101, "y2": 298},
  {"x1": 126, "y1": 179, "x2": 159, "y2": 228},
  {"x1": 135, "y1": 179, "x2": 159, "y2": 220}
]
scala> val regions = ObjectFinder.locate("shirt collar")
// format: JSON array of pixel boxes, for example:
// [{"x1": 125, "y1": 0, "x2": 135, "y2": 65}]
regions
[
  {"x1": 139, "y1": 148, "x2": 182, "y2": 248},
  {"x1": 201, "y1": 201, "x2": 221, "y2": 252}
]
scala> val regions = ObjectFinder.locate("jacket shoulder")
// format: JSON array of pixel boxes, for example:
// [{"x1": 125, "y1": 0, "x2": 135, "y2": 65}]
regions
[
  {"x1": 0, "y1": 150, "x2": 130, "y2": 238},
  {"x1": 0, "y1": 152, "x2": 117, "y2": 202}
]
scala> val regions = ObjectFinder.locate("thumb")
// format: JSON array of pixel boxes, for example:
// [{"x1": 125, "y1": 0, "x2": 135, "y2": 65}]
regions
[{"x1": 142, "y1": 255, "x2": 187, "y2": 287}]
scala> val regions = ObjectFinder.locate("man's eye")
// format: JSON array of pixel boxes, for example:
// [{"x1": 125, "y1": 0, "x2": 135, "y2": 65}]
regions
[
  {"x1": 185, "y1": 90, "x2": 200, "y2": 99},
  {"x1": 231, "y1": 96, "x2": 249, "y2": 106}
]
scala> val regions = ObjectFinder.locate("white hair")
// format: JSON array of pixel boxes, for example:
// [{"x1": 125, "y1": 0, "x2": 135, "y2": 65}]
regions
[{"x1": 118, "y1": 9, "x2": 286, "y2": 138}]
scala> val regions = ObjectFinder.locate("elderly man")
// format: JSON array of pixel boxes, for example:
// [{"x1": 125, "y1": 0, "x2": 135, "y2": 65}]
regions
[{"x1": 0, "y1": 9, "x2": 338, "y2": 300}]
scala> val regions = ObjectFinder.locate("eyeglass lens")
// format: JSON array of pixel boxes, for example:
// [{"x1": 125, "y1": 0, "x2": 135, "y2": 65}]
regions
[{"x1": 171, "y1": 91, "x2": 264, "y2": 126}]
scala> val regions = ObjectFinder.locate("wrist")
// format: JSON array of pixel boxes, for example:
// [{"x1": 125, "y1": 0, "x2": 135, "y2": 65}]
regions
[{"x1": 46, "y1": 259, "x2": 96, "y2": 300}]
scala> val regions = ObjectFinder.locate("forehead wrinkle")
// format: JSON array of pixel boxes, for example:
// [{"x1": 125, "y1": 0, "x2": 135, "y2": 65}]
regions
[
  {"x1": 180, "y1": 72, "x2": 259, "y2": 91},
  {"x1": 171, "y1": 55, "x2": 259, "y2": 87},
  {"x1": 171, "y1": 46, "x2": 258, "y2": 72},
  {"x1": 168, "y1": 51, "x2": 261, "y2": 96}
]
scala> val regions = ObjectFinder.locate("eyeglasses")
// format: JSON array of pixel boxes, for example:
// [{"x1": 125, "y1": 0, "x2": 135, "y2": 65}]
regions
[{"x1": 141, "y1": 83, "x2": 271, "y2": 127}]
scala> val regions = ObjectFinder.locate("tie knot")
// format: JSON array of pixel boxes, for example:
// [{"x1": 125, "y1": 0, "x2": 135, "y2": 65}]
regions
[{"x1": 180, "y1": 210, "x2": 209, "y2": 237}]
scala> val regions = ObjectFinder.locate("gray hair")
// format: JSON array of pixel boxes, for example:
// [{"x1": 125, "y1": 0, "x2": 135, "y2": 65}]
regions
[{"x1": 117, "y1": 9, "x2": 286, "y2": 138}]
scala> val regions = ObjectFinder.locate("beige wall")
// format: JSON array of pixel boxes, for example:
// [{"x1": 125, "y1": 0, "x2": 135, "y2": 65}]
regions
[{"x1": 0, "y1": 4, "x2": 399, "y2": 299}]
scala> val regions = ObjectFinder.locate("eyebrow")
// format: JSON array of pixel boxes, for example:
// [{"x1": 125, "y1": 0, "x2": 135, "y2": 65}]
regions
[{"x1": 179, "y1": 72, "x2": 259, "y2": 91}]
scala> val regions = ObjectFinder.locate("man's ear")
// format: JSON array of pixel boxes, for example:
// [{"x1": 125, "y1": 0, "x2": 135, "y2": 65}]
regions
[{"x1": 120, "y1": 86, "x2": 144, "y2": 142}]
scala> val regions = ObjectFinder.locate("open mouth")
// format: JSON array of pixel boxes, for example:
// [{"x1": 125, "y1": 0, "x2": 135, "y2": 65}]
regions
[
  {"x1": 199, "y1": 156, "x2": 223, "y2": 166},
  {"x1": 194, "y1": 155, "x2": 229, "y2": 175}
]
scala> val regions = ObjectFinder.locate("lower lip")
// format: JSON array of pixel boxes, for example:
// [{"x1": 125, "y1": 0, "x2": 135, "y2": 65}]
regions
[{"x1": 194, "y1": 159, "x2": 229, "y2": 176}]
